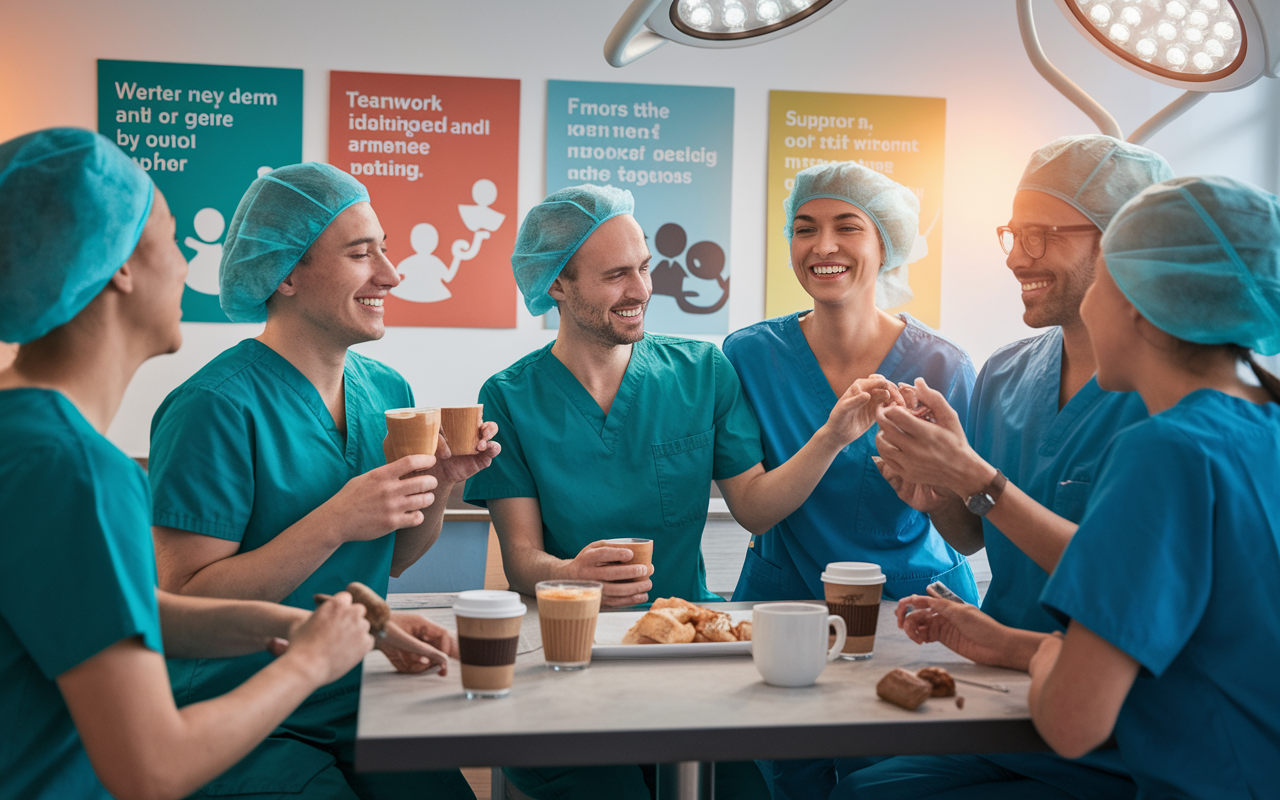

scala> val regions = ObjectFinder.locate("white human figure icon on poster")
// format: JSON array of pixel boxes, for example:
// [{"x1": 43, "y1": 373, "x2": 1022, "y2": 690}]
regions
[
  {"x1": 392, "y1": 179, "x2": 505, "y2": 304},
  {"x1": 183, "y1": 207, "x2": 225, "y2": 295}
]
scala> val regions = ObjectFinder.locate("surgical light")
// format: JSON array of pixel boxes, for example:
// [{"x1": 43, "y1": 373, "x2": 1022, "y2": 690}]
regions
[{"x1": 605, "y1": 0, "x2": 848, "y2": 66}]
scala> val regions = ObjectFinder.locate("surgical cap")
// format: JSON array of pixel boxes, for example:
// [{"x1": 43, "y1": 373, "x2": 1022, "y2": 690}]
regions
[
  {"x1": 511, "y1": 184, "x2": 634, "y2": 316},
  {"x1": 1103, "y1": 176, "x2": 1280, "y2": 356},
  {"x1": 0, "y1": 128, "x2": 153, "y2": 344},
  {"x1": 219, "y1": 162, "x2": 370, "y2": 323},
  {"x1": 784, "y1": 162, "x2": 919, "y2": 308},
  {"x1": 1018, "y1": 135, "x2": 1173, "y2": 230}
]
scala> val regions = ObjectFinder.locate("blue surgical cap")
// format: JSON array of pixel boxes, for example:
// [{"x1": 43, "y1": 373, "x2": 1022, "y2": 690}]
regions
[
  {"x1": 0, "y1": 128, "x2": 154, "y2": 344},
  {"x1": 511, "y1": 184, "x2": 634, "y2": 316},
  {"x1": 219, "y1": 163, "x2": 370, "y2": 323},
  {"x1": 784, "y1": 162, "x2": 919, "y2": 308},
  {"x1": 1104, "y1": 176, "x2": 1280, "y2": 356},
  {"x1": 1018, "y1": 135, "x2": 1173, "y2": 230}
]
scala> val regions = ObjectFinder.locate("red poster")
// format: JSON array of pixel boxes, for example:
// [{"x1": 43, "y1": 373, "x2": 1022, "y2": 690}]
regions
[{"x1": 328, "y1": 71, "x2": 519, "y2": 328}]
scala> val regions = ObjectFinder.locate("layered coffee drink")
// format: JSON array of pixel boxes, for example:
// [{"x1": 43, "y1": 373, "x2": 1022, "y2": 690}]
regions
[
  {"x1": 452, "y1": 590, "x2": 526, "y2": 698},
  {"x1": 384, "y1": 407, "x2": 441, "y2": 464},
  {"x1": 440, "y1": 405, "x2": 483, "y2": 454},
  {"x1": 821, "y1": 562, "x2": 886, "y2": 660},
  {"x1": 536, "y1": 581, "x2": 602, "y2": 670}
]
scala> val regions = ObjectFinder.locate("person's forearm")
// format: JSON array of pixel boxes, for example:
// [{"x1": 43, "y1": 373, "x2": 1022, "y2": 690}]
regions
[
  {"x1": 171, "y1": 511, "x2": 345, "y2": 602},
  {"x1": 157, "y1": 591, "x2": 306, "y2": 659},
  {"x1": 727, "y1": 427, "x2": 846, "y2": 535},
  {"x1": 928, "y1": 494, "x2": 986, "y2": 555},
  {"x1": 390, "y1": 481, "x2": 450, "y2": 577},
  {"x1": 500, "y1": 543, "x2": 569, "y2": 595},
  {"x1": 991, "y1": 625, "x2": 1051, "y2": 672}
]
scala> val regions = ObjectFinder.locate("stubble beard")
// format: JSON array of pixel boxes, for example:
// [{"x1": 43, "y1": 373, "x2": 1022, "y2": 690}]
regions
[
  {"x1": 560, "y1": 290, "x2": 647, "y2": 347},
  {"x1": 1023, "y1": 245, "x2": 1097, "y2": 329}
]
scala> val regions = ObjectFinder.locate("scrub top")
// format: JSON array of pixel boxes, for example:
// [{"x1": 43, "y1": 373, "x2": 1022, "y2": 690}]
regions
[
  {"x1": 968, "y1": 329, "x2": 1147, "y2": 632},
  {"x1": 0, "y1": 389, "x2": 163, "y2": 800},
  {"x1": 464, "y1": 334, "x2": 764, "y2": 603},
  {"x1": 726, "y1": 312, "x2": 979, "y2": 603},
  {"x1": 1042, "y1": 390, "x2": 1280, "y2": 799},
  {"x1": 149, "y1": 339, "x2": 412, "y2": 708}
]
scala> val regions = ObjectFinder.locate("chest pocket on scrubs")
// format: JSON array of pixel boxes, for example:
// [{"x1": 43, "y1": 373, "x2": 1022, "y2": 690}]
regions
[
  {"x1": 652, "y1": 429, "x2": 715, "y2": 527},
  {"x1": 1052, "y1": 479, "x2": 1093, "y2": 523}
]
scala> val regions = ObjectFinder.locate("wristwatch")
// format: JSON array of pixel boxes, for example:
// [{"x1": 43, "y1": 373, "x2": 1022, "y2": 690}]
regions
[{"x1": 964, "y1": 469, "x2": 1008, "y2": 517}]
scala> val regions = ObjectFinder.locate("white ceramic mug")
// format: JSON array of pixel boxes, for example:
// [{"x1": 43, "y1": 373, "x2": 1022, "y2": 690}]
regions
[{"x1": 752, "y1": 602, "x2": 847, "y2": 688}]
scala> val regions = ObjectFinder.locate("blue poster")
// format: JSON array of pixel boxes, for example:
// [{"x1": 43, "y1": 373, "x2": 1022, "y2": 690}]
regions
[{"x1": 545, "y1": 80, "x2": 734, "y2": 334}]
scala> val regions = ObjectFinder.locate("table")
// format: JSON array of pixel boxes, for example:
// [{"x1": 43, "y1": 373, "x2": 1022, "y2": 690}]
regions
[{"x1": 357, "y1": 599, "x2": 1046, "y2": 798}]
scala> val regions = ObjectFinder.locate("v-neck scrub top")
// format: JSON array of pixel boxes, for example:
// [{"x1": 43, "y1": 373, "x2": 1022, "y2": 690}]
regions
[
  {"x1": 968, "y1": 329, "x2": 1147, "y2": 633},
  {"x1": 726, "y1": 312, "x2": 979, "y2": 603},
  {"x1": 464, "y1": 335, "x2": 764, "y2": 603},
  {"x1": 1041, "y1": 391, "x2": 1280, "y2": 798},
  {"x1": 0, "y1": 389, "x2": 163, "y2": 800},
  {"x1": 149, "y1": 339, "x2": 413, "y2": 707}
]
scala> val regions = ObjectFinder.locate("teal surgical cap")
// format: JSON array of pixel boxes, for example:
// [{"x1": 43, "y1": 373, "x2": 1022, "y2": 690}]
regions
[
  {"x1": 0, "y1": 128, "x2": 154, "y2": 344},
  {"x1": 511, "y1": 184, "x2": 634, "y2": 316},
  {"x1": 784, "y1": 161, "x2": 920, "y2": 308},
  {"x1": 219, "y1": 162, "x2": 370, "y2": 323},
  {"x1": 1018, "y1": 135, "x2": 1173, "y2": 230},
  {"x1": 1104, "y1": 176, "x2": 1280, "y2": 356}
]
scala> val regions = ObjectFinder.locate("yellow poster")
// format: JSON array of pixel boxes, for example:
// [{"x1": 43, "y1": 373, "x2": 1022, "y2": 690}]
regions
[{"x1": 766, "y1": 91, "x2": 945, "y2": 326}]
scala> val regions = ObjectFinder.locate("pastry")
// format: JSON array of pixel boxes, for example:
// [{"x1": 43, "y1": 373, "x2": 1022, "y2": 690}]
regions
[{"x1": 876, "y1": 668, "x2": 932, "y2": 710}]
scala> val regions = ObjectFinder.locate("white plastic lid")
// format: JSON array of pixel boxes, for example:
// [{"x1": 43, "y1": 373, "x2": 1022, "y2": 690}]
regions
[
  {"x1": 820, "y1": 561, "x2": 886, "y2": 585},
  {"x1": 452, "y1": 589, "x2": 527, "y2": 619}
]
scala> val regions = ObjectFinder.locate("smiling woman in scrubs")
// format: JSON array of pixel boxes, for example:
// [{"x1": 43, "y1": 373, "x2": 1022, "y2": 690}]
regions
[{"x1": 0, "y1": 128, "x2": 375, "y2": 800}]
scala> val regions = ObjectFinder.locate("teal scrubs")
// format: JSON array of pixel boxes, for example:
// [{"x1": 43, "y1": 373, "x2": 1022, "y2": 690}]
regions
[
  {"x1": 465, "y1": 334, "x2": 769, "y2": 800},
  {"x1": 833, "y1": 329, "x2": 1140, "y2": 800},
  {"x1": 0, "y1": 389, "x2": 163, "y2": 800},
  {"x1": 149, "y1": 339, "x2": 473, "y2": 800},
  {"x1": 1042, "y1": 390, "x2": 1280, "y2": 798}
]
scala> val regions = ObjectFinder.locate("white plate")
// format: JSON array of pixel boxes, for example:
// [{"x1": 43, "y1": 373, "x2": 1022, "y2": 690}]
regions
[{"x1": 592, "y1": 609, "x2": 753, "y2": 659}]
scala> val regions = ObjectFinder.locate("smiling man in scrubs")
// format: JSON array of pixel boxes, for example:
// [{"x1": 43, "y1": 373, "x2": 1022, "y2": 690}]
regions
[
  {"x1": 840, "y1": 136, "x2": 1172, "y2": 798},
  {"x1": 147, "y1": 163, "x2": 497, "y2": 799},
  {"x1": 464, "y1": 184, "x2": 900, "y2": 800}
]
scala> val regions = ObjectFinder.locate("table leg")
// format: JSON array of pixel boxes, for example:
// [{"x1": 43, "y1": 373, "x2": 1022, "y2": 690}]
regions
[{"x1": 657, "y1": 761, "x2": 713, "y2": 799}]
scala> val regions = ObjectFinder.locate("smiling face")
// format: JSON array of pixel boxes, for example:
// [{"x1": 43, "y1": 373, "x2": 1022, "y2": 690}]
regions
[
  {"x1": 1006, "y1": 191, "x2": 1102, "y2": 329},
  {"x1": 789, "y1": 198, "x2": 883, "y2": 307},
  {"x1": 122, "y1": 187, "x2": 188, "y2": 355},
  {"x1": 271, "y1": 201, "x2": 399, "y2": 348},
  {"x1": 549, "y1": 214, "x2": 652, "y2": 347}
]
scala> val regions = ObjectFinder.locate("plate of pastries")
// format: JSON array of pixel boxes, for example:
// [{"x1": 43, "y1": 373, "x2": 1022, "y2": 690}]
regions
[{"x1": 592, "y1": 597, "x2": 753, "y2": 659}]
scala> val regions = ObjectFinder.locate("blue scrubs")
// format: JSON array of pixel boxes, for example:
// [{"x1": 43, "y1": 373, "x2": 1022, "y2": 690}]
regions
[
  {"x1": 832, "y1": 329, "x2": 1141, "y2": 800},
  {"x1": 1042, "y1": 390, "x2": 1280, "y2": 798},
  {"x1": 0, "y1": 389, "x2": 163, "y2": 800},
  {"x1": 149, "y1": 340, "x2": 473, "y2": 800},
  {"x1": 728, "y1": 313, "x2": 979, "y2": 605},
  {"x1": 725, "y1": 313, "x2": 977, "y2": 800},
  {"x1": 465, "y1": 334, "x2": 769, "y2": 800}
]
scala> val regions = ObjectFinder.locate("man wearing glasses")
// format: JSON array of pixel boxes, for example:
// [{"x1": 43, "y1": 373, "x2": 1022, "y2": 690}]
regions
[{"x1": 845, "y1": 136, "x2": 1172, "y2": 798}]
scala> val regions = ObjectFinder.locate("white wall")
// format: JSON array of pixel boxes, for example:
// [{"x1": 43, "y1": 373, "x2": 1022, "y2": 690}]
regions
[{"x1": 4, "y1": 0, "x2": 1277, "y2": 456}]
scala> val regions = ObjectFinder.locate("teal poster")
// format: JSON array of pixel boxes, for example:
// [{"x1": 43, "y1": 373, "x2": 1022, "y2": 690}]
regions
[
  {"x1": 545, "y1": 80, "x2": 734, "y2": 334},
  {"x1": 97, "y1": 60, "x2": 303, "y2": 323}
]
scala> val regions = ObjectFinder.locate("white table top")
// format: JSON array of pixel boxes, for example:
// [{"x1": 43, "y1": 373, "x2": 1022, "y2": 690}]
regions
[{"x1": 356, "y1": 598, "x2": 1045, "y2": 772}]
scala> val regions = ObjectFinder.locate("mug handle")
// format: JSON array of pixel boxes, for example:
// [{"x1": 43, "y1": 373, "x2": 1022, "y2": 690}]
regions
[{"x1": 826, "y1": 615, "x2": 847, "y2": 661}]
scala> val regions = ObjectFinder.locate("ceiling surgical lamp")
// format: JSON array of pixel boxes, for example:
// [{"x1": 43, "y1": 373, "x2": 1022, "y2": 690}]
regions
[
  {"x1": 1020, "y1": 0, "x2": 1280, "y2": 143},
  {"x1": 605, "y1": 0, "x2": 848, "y2": 67}
]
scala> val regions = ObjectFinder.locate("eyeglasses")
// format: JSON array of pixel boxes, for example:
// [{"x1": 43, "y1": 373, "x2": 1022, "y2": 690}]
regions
[{"x1": 997, "y1": 224, "x2": 1099, "y2": 259}]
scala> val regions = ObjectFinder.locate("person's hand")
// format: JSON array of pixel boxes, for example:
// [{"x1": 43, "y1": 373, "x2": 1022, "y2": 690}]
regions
[
  {"x1": 322, "y1": 455, "x2": 439, "y2": 543},
  {"x1": 896, "y1": 592, "x2": 1023, "y2": 669},
  {"x1": 821, "y1": 375, "x2": 905, "y2": 447},
  {"x1": 566, "y1": 542, "x2": 655, "y2": 607},
  {"x1": 280, "y1": 591, "x2": 374, "y2": 686},
  {"x1": 377, "y1": 612, "x2": 458, "y2": 675},
  {"x1": 1028, "y1": 631, "x2": 1064, "y2": 680},
  {"x1": 876, "y1": 378, "x2": 988, "y2": 495},
  {"x1": 872, "y1": 456, "x2": 954, "y2": 514},
  {"x1": 430, "y1": 421, "x2": 502, "y2": 486}
]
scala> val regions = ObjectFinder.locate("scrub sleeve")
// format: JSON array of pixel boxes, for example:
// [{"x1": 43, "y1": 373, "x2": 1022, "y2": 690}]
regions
[
  {"x1": 0, "y1": 389, "x2": 163, "y2": 800},
  {"x1": 149, "y1": 341, "x2": 473, "y2": 800}
]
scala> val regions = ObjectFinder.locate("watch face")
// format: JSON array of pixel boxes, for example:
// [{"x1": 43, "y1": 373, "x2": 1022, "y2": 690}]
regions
[{"x1": 966, "y1": 492, "x2": 995, "y2": 517}]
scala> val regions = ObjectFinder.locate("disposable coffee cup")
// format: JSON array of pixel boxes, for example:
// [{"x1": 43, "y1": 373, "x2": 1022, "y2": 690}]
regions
[
  {"x1": 536, "y1": 580, "x2": 603, "y2": 670},
  {"x1": 440, "y1": 405, "x2": 484, "y2": 455},
  {"x1": 452, "y1": 590, "x2": 526, "y2": 699},
  {"x1": 384, "y1": 408, "x2": 441, "y2": 466},
  {"x1": 601, "y1": 538, "x2": 653, "y2": 583},
  {"x1": 821, "y1": 562, "x2": 886, "y2": 661}
]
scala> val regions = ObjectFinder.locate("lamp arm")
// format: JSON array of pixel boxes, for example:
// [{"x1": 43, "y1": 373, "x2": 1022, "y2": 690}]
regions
[
  {"x1": 1127, "y1": 90, "x2": 1207, "y2": 144},
  {"x1": 605, "y1": 0, "x2": 669, "y2": 67},
  {"x1": 1016, "y1": 0, "x2": 1124, "y2": 139}
]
